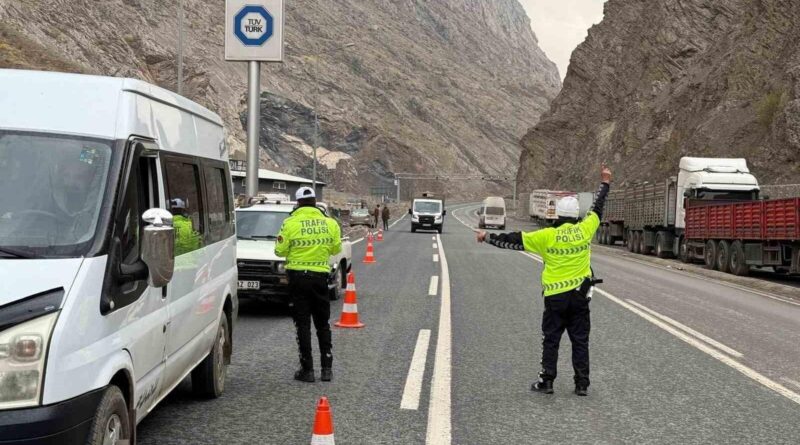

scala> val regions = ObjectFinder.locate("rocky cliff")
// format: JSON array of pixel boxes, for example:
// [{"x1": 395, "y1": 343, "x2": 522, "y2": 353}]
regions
[
  {"x1": 517, "y1": 0, "x2": 800, "y2": 192},
  {"x1": 0, "y1": 0, "x2": 560, "y2": 195}
]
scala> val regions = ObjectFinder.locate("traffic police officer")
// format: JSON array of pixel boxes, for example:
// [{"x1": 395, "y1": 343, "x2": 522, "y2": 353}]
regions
[
  {"x1": 477, "y1": 164, "x2": 611, "y2": 396},
  {"x1": 276, "y1": 186, "x2": 342, "y2": 383}
]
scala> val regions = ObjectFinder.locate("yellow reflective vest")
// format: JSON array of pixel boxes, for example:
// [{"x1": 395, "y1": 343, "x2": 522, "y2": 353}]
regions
[
  {"x1": 275, "y1": 206, "x2": 342, "y2": 273},
  {"x1": 522, "y1": 212, "x2": 600, "y2": 296}
]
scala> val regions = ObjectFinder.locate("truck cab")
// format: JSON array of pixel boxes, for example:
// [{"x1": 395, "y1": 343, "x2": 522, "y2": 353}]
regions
[{"x1": 676, "y1": 157, "x2": 760, "y2": 229}]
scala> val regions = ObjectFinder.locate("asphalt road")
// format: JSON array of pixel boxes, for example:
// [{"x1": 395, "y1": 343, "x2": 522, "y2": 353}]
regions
[{"x1": 138, "y1": 205, "x2": 800, "y2": 444}]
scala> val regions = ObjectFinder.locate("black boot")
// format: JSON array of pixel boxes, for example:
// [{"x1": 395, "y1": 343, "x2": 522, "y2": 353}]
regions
[
  {"x1": 321, "y1": 368, "x2": 333, "y2": 382},
  {"x1": 294, "y1": 368, "x2": 315, "y2": 383},
  {"x1": 531, "y1": 379, "x2": 554, "y2": 394},
  {"x1": 574, "y1": 385, "x2": 588, "y2": 396}
]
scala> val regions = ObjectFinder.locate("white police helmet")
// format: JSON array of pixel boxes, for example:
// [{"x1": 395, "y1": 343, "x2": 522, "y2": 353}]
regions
[
  {"x1": 295, "y1": 186, "x2": 316, "y2": 200},
  {"x1": 556, "y1": 196, "x2": 580, "y2": 219}
]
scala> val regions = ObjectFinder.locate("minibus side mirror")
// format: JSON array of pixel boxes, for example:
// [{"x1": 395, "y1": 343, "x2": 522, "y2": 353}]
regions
[
  {"x1": 142, "y1": 208, "x2": 175, "y2": 288},
  {"x1": 442, "y1": 209, "x2": 447, "y2": 216},
  {"x1": 408, "y1": 209, "x2": 412, "y2": 215}
]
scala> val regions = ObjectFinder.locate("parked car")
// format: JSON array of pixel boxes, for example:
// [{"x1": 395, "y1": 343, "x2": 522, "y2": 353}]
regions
[
  {"x1": 349, "y1": 208, "x2": 373, "y2": 227},
  {"x1": 0, "y1": 69, "x2": 237, "y2": 444},
  {"x1": 235, "y1": 201, "x2": 352, "y2": 303}
]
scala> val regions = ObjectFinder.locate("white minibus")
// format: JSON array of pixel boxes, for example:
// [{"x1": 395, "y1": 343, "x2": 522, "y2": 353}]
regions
[
  {"x1": 478, "y1": 197, "x2": 506, "y2": 229},
  {"x1": 0, "y1": 70, "x2": 237, "y2": 444}
]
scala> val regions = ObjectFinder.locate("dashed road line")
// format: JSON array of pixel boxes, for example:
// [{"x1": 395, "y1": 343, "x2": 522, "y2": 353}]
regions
[
  {"x1": 427, "y1": 234, "x2": 452, "y2": 445},
  {"x1": 428, "y1": 276, "x2": 439, "y2": 296},
  {"x1": 433, "y1": 243, "x2": 438, "y2": 249},
  {"x1": 433, "y1": 254, "x2": 439, "y2": 263},
  {"x1": 400, "y1": 329, "x2": 432, "y2": 410}
]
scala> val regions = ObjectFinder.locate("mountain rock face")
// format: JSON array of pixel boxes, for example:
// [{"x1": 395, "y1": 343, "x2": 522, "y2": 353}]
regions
[
  {"x1": 518, "y1": 0, "x2": 800, "y2": 193},
  {"x1": 0, "y1": 0, "x2": 560, "y2": 195}
]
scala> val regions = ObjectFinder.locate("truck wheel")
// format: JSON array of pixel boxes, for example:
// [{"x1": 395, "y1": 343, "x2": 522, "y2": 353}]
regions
[
  {"x1": 717, "y1": 240, "x2": 731, "y2": 273},
  {"x1": 730, "y1": 241, "x2": 750, "y2": 276},
  {"x1": 640, "y1": 232, "x2": 652, "y2": 255},
  {"x1": 411, "y1": 224, "x2": 416, "y2": 233},
  {"x1": 86, "y1": 385, "x2": 131, "y2": 445},
  {"x1": 655, "y1": 233, "x2": 668, "y2": 258},
  {"x1": 679, "y1": 236, "x2": 691, "y2": 263},
  {"x1": 627, "y1": 231, "x2": 636, "y2": 252},
  {"x1": 704, "y1": 240, "x2": 718, "y2": 270},
  {"x1": 192, "y1": 314, "x2": 229, "y2": 398},
  {"x1": 602, "y1": 227, "x2": 610, "y2": 245},
  {"x1": 632, "y1": 232, "x2": 641, "y2": 254}
]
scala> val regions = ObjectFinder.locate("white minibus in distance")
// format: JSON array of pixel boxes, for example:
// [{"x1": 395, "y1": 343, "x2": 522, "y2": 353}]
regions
[
  {"x1": 478, "y1": 196, "x2": 506, "y2": 229},
  {"x1": 0, "y1": 70, "x2": 238, "y2": 444}
]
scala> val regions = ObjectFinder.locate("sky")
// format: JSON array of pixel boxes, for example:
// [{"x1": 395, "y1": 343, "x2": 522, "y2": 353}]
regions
[{"x1": 519, "y1": 0, "x2": 607, "y2": 79}]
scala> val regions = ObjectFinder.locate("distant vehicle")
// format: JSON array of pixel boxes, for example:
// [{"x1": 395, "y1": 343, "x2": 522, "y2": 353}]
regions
[
  {"x1": 596, "y1": 157, "x2": 761, "y2": 261},
  {"x1": 349, "y1": 208, "x2": 372, "y2": 227},
  {"x1": 478, "y1": 196, "x2": 506, "y2": 229},
  {"x1": 529, "y1": 190, "x2": 577, "y2": 222},
  {"x1": 235, "y1": 202, "x2": 352, "y2": 304},
  {"x1": 410, "y1": 193, "x2": 446, "y2": 233},
  {"x1": 0, "y1": 70, "x2": 237, "y2": 444}
]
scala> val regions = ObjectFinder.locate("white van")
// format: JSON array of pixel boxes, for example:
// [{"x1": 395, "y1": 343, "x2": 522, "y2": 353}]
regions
[
  {"x1": 478, "y1": 197, "x2": 506, "y2": 229},
  {"x1": 0, "y1": 70, "x2": 237, "y2": 444}
]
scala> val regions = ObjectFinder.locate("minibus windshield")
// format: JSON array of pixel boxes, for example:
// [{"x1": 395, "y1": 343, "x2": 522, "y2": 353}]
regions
[
  {"x1": 0, "y1": 132, "x2": 113, "y2": 258},
  {"x1": 414, "y1": 201, "x2": 442, "y2": 214},
  {"x1": 485, "y1": 206, "x2": 505, "y2": 216},
  {"x1": 236, "y1": 210, "x2": 290, "y2": 240}
]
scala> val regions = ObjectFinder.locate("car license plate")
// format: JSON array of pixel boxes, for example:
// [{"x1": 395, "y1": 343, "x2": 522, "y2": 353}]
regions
[{"x1": 238, "y1": 280, "x2": 260, "y2": 290}]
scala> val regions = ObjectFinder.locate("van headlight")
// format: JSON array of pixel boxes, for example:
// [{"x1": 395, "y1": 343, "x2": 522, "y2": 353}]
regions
[
  {"x1": 276, "y1": 262, "x2": 286, "y2": 274},
  {"x1": 0, "y1": 312, "x2": 58, "y2": 409},
  {"x1": 412, "y1": 214, "x2": 419, "y2": 222},
  {"x1": 435, "y1": 215, "x2": 443, "y2": 222}
]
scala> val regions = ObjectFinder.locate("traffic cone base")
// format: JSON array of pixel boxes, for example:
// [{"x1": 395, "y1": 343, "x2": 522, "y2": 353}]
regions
[
  {"x1": 336, "y1": 272, "x2": 365, "y2": 328},
  {"x1": 377, "y1": 229, "x2": 384, "y2": 241},
  {"x1": 362, "y1": 238, "x2": 377, "y2": 264},
  {"x1": 311, "y1": 397, "x2": 335, "y2": 445}
]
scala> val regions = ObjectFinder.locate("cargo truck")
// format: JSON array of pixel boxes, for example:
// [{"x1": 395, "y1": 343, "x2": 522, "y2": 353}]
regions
[
  {"x1": 596, "y1": 157, "x2": 761, "y2": 259},
  {"x1": 529, "y1": 190, "x2": 576, "y2": 223},
  {"x1": 684, "y1": 198, "x2": 800, "y2": 275}
]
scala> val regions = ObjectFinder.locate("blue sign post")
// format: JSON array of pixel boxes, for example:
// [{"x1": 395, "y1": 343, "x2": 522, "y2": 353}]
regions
[{"x1": 233, "y1": 5, "x2": 274, "y2": 46}]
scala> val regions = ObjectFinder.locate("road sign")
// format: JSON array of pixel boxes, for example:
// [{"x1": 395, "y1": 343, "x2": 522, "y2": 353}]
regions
[{"x1": 225, "y1": 0, "x2": 284, "y2": 61}]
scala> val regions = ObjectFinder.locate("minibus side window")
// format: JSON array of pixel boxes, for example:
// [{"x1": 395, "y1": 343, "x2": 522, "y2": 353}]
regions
[
  {"x1": 164, "y1": 159, "x2": 205, "y2": 256},
  {"x1": 203, "y1": 164, "x2": 233, "y2": 243}
]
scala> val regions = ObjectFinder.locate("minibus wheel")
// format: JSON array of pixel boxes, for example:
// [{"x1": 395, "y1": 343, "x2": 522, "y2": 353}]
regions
[
  {"x1": 87, "y1": 385, "x2": 130, "y2": 445},
  {"x1": 192, "y1": 314, "x2": 229, "y2": 398}
]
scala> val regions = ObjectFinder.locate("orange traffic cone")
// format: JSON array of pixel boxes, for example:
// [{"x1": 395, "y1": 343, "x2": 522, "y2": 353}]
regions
[
  {"x1": 335, "y1": 272, "x2": 365, "y2": 328},
  {"x1": 362, "y1": 237, "x2": 377, "y2": 264},
  {"x1": 377, "y1": 229, "x2": 384, "y2": 241},
  {"x1": 310, "y1": 397, "x2": 335, "y2": 445}
]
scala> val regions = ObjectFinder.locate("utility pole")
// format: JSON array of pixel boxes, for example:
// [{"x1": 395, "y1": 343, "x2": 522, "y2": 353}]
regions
[
  {"x1": 177, "y1": 0, "x2": 184, "y2": 95},
  {"x1": 308, "y1": 42, "x2": 355, "y2": 190}
]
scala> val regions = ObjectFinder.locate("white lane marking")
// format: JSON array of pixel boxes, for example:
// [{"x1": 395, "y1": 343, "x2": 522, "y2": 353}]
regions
[
  {"x1": 781, "y1": 377, "x2": 800, "y2": 392},
  {"x1": 389, "y1": 214, "x2": 407, "y2": 229},
  {"x1": 401, "y1": 329, "x2": 432, "y2": 410},
  {"x1": 428, "y1": 276, "x2": 439, "y2": 296},
  {"x1": 433, "y1": 243, "x2": 438, "y2": 249},
  {"x1": 433, "y1": 254, "x2": 439, "y2": 263},
  {"x1": 433, "y1": 236, "x2": 437, "y2": 240},
  {"x1": 521, "y1": 251, "x2": 543, "y2": 263},
  {"x1": 352, "y1": 237, "x2": 364, "y2": 245},
  {"x1": 595, "y1": 288, "x2": 800, "y2": 405},
  {"x1": 625, "y1": 299, "x2": 743, "y2": 358},
  {"x1": 427, "y1": 234, "x2": 452, "y2": 444}
]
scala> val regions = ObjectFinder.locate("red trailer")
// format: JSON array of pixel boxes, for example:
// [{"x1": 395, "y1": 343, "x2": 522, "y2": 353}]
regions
[{"x1": 684, "y1": 198, "x2": 800, "y2": 275}]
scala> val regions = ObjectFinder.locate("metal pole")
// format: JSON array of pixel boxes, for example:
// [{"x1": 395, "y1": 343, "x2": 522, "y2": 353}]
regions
[
  {"x1": 513, "y1": 180, "x2": 517, "y2": 212},
  {"x1": 246, "y1": 61, "x2": 261, "y2": 198},
  {"x1": 396, "y1": 179, "x2": 400, "y2": 202},
  {"x1": 177, "y1": 0, "x2": 184, "y2": 95}
]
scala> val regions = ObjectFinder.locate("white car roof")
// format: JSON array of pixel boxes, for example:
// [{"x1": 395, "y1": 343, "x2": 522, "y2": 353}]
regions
[{"x1": 236, "y1": 203, "x2": 295, "y2": 213}]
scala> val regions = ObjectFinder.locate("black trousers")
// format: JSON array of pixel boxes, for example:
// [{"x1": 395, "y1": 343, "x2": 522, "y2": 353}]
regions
[
  {"x1": 540, "y1": 289, "x2": 591, "y2": 386},
  {"x1": 382, "y1": 219, "x2": 389, "y2": 230},
  {"x1": 288, "y1": 271, "x2": 332, "y2": 370}
]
